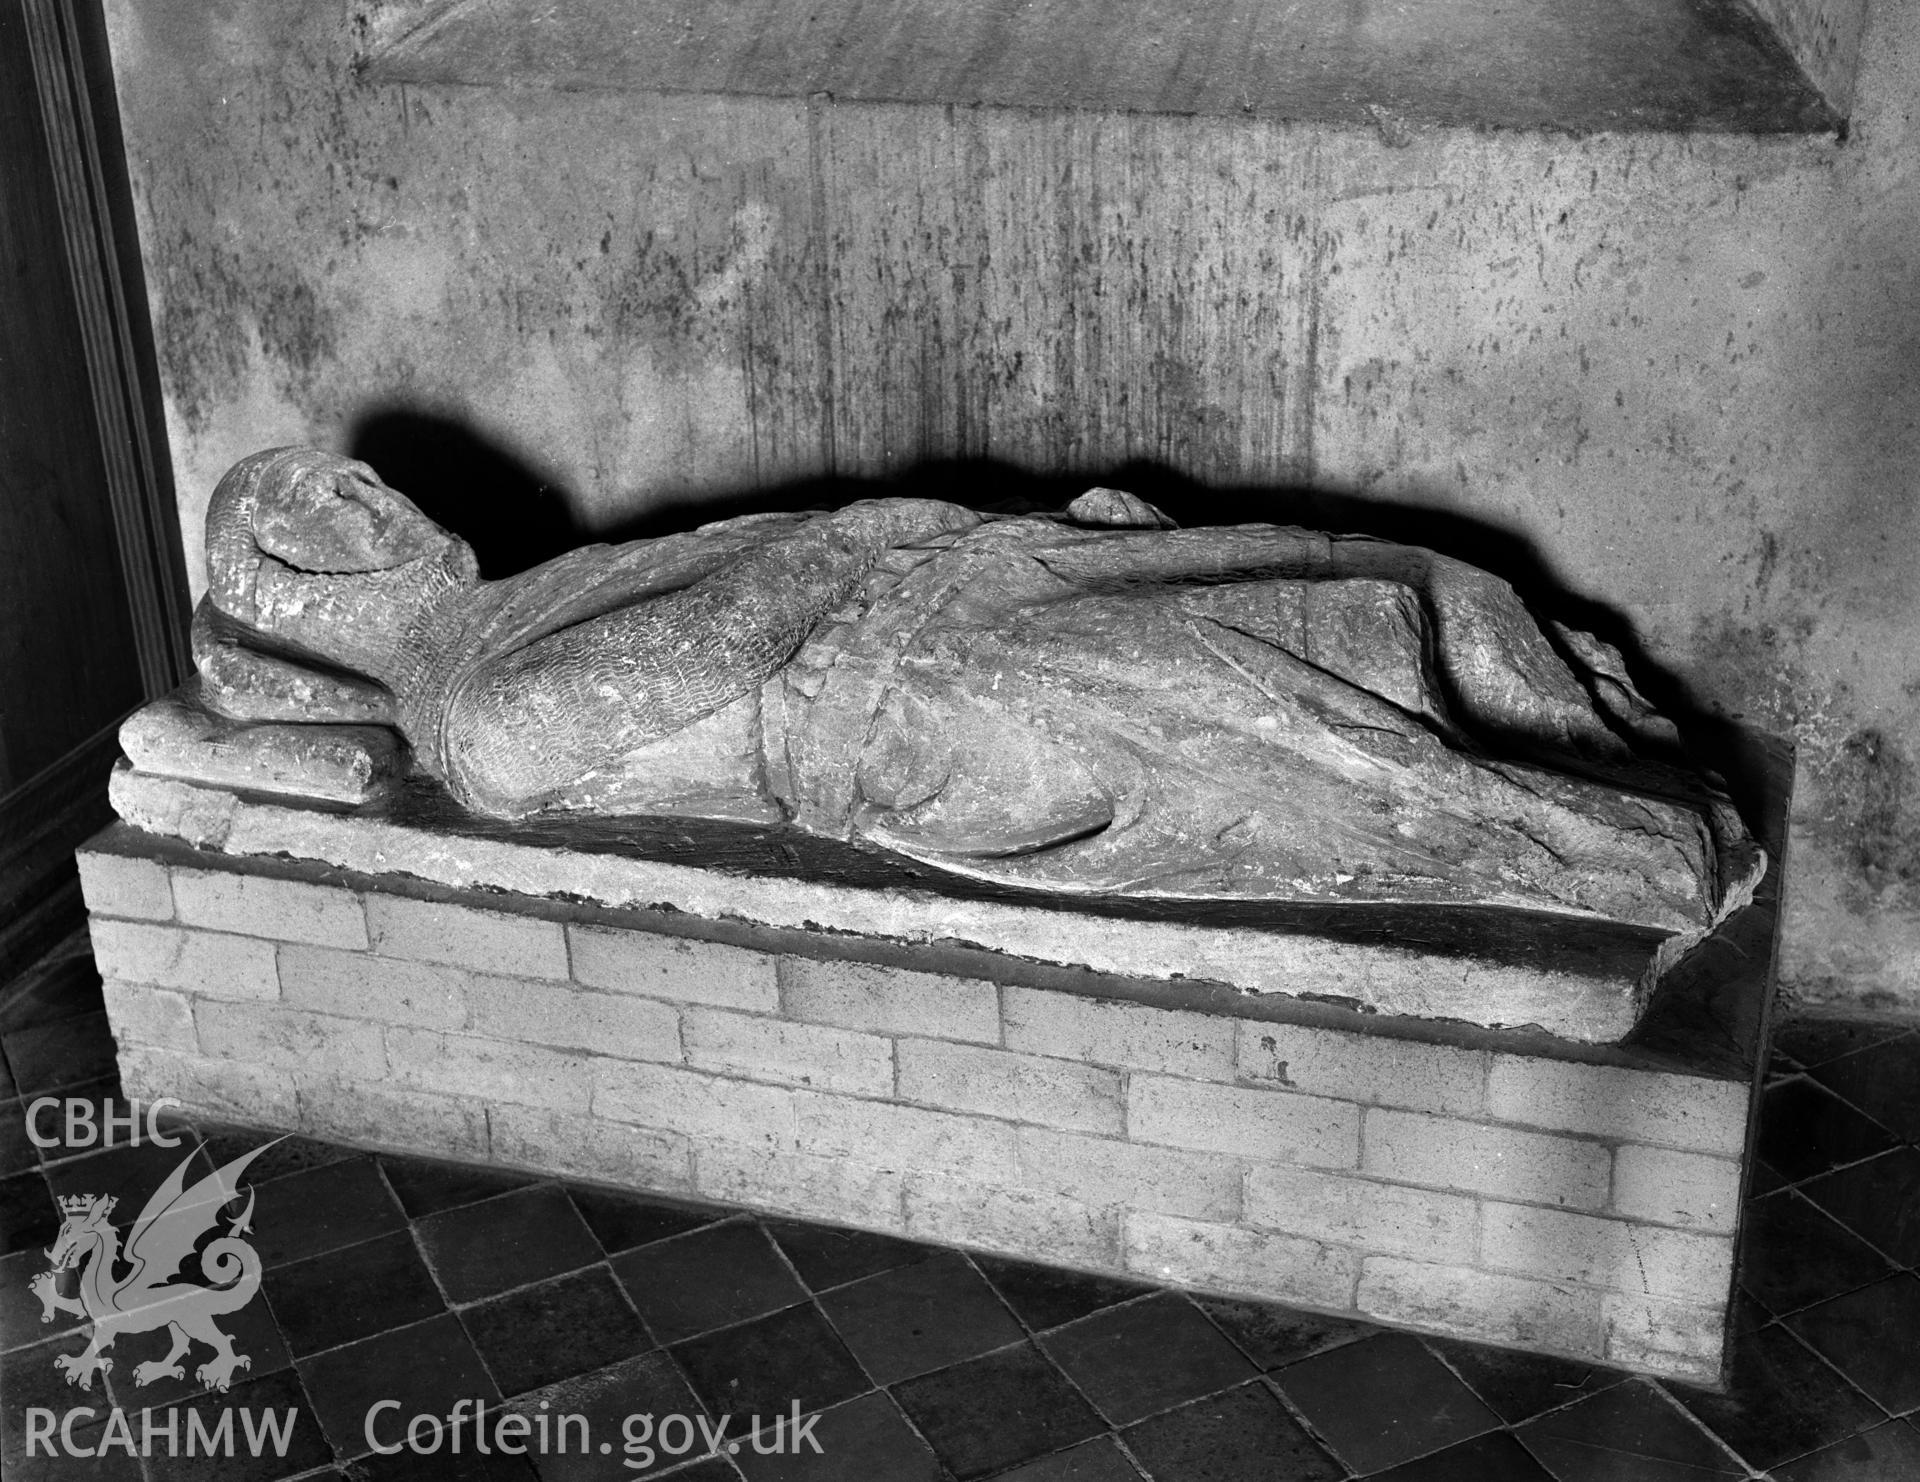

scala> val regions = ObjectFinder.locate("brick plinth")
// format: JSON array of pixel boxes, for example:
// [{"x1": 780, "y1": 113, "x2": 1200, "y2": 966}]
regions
[{"x1": 77, "y1": 828, "x2": 1760, "y2": 1383}]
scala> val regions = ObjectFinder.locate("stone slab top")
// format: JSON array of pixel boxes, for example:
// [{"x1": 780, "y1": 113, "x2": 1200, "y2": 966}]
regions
[{"x1": 99, "y1": 735, "x2": 1788, "y2": 1068}]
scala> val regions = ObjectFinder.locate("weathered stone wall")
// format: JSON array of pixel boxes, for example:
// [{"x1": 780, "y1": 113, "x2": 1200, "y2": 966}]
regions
[
  {"x1": 102, "y1": 0, "x2": 1920, "y2": 1013},
  {"x1": 1747, "y1": 0, "x2": 1871, "y2": 111},
  {"x1": 79, "y1": 834, "x2": 1750, "y2": 1381}
]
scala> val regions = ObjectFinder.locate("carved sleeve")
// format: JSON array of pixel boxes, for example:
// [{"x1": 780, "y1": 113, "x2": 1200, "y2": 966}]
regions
[
  {"x1": 190, "y1": 597, "x2": 396, "y2": 725},
  {"x1": 439, "y1": 499, "x2": 980, "y2": 816}
]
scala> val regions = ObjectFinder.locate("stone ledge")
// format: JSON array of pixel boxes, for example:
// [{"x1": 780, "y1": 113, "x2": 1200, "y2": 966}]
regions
[{"x1": 107, "y1": 765, "x2": 1729, "y2": 1045}]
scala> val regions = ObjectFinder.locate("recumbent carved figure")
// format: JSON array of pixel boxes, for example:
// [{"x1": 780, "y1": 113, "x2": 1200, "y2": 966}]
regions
[{"x1": 178, "y1": 447, "x2": 1754, "y2": 936}]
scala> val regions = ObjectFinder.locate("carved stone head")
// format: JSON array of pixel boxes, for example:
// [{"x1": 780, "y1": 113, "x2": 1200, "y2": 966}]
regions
[{"x1": 206, "y1": 448, "x2": 477, "y2": 621}]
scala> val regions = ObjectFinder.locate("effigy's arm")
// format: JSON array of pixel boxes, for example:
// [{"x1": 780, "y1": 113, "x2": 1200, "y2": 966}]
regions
[
  {"x1": 439, "y1": 499, "x2": 979, "y2": 817},
  {"x1": 190, "y1": 597, "x2": 396, "y2": 725},
  {"x1": 1023, "y1": 522, "x2": 1670, "y2": 769},
  {"x1": 108, "y1": 598, "x2": 408, "y2": 807}
]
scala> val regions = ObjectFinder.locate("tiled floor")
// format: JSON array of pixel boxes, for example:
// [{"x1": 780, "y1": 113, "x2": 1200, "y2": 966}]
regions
[{"x1": 5, "y1": 936, "x2": 1920, "y2": 1481}]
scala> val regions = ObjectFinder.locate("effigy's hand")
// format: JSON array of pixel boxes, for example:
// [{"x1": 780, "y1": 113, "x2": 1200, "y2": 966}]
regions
[
  {"x1": 1063, "y1": 487, "x2": 1178, "y2": 529},
  {"x1": 830, "y1": 498, "x2": 982, "y2": 551}
]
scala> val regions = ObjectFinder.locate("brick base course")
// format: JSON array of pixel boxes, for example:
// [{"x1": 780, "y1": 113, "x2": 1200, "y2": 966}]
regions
[{"x1": 78, "y1": 829, "x2": 1754, "y2": 1382}]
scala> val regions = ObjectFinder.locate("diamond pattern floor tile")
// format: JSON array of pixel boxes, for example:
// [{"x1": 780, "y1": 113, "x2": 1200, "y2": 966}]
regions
[
  {"x1": 201, "y1": 1126, "x2": 357, "y2": 1185},
  {"x1": 504, "y1": 1350, "x2": 706, "y2": 1481},
  {"x1": 0, "y1": 1245, "x2": 90, "y2": 1352},
  {"x1": 462, "y1": 1265, "x2": 653, "y2": 1398},
  {"x1": 1756, "y1": 1079, "x2": 1898, "y2": 1182},
  {"x1": 1038, "y1": 1292, "x2": 1257, "y2": 1426},
  {"x1": 0, "y1": 1169, "x2": 59, "y2": 1256},
  {"x1": 615, "y1": 1220, "x2": 808, "y2": 1343},
  {"x1": 1772, "y1": 1020, "x2": 1911, "y2": 1073},
  {"x1": 1740, "y1": 1188, "x2": 1894, "y2": 1316},
  {"x1": 893, "y1": 1341, "x2": 1105, "y2": 1480},
  {"x1": 297, "y1": 1312, "x2": 501, "y2": 1456},
  {"x1": 1371, "y1": 1430, "x2": 1557, "y2": 1481},
  {"x1": 1512, "y1": 1379, "x2": 1743, "y2": 1478},
  {"x1": 1275, "y1": 1332, "x2": 1499, "y2": 1474},
  {"x1": 1424, "y1": 1339, "x2": 1618, "y2": 1424},
  {"x1": 154, "y1": 1367, "x2": 335, "y2": 1482},
  {"x1": 243, "y1": 1156, "x2": 407, "y2": 1268},
  {"x1": 0, "y1": 1101, "x2": 40, "y2": 1178},
  {"x1": 380, "y1": 1156, "x2": 537, "y2": 1219},
  {"x1": 2, "y1": 1009, "x2": 117, "y2": 1096},
  {"x1": 415, "y1": 1183, "x2": 603, "y2": 1303},
  {"x1": 1810, "y1": 1037, "x2": 1920, "y2": 1142},
  {"x1": 673, "y1": 1301, "x2": 871, "y2": 1427},
  {"x1": 1190, "y1": 1295, "x2": 1378, "y2": 1373},
  {"x1": 347, "y1": 1445, "x2": 540, "y2": 1481},
  {"x1": 572, "y1": 1187, "x2": 723, "y2": 1254},
  {"x1": 1783, "y1": 1271, "x2": 1920, "y2": 1414},
  {"x1": 43, "y1": 1138, "x2": 214, "y2": 1243},
  {"x1": 266, "y1": 1228, "x2": 446, "y2": 1356},
  {"x1": 768, "y1": 1219, "x2": 931, "y2": 1291},
  {"x1": 732, "y1": 1390, "x2": 942, "y2": 1482},
  {"x1": 988, "y1": 1435, "x2": 1145, "y2": 1481},
  {"x1": 1800, "y1": 1145, "x2": 1920, "y2": 1265},
  {"x1": 818, "y1": 1250, "x2": 1025, "y2": 1385},
  {"x1": 114, "y1": 1299, "x2": 295, "y2": 1412},
  {"x1": 1771, "y1": 1418, "x2": 1920, "y2": 1482},
  {"x1": 0, "y1": 939, "x2": 102, "y2": 1039},
  {"x1": 3, "y1": 1340, "x2": 135, "y2": 1477},
  {"x1": 1120, "y1": 1380, "x2": 1341, "y2": 1482},
  {"x1": 1669, "y1": 1321, "x2": 1883, "y2": 1471},
  {"x1": 972, "y1": 1255, "x2": 1150, "y2": 1333}
]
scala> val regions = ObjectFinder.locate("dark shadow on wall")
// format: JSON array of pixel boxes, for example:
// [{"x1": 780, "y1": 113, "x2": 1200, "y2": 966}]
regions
[
  {"x1": 348, "y1": 411, "x2": 584, "y2": 580},
  {"x1": 338, "y1": 412, "x2": 1771, "y2": 828}
]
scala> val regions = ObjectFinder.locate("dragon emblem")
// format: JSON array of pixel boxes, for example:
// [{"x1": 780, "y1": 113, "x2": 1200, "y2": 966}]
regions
[{"x1": 31, "y1": 1141, "x2": 277, "y2": 1393}]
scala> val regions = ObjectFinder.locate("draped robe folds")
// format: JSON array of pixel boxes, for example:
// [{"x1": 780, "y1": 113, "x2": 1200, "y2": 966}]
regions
[{"x1": 469, "y1": 513, "x2": 1740, "y2": 935}]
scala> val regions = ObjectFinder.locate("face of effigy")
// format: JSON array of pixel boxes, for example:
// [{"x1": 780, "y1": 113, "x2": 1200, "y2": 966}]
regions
[
  {"x1": 250, "y1": 452, "x2": 460, "y2": 575},
  {"x1": 206, "y1": 448, "x2": 481, "y2": 686}
]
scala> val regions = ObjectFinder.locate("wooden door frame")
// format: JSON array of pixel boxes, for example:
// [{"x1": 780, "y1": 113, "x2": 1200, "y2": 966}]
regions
[{"x1": 2, "y1": 0, "x2": 189, "y2": 978}]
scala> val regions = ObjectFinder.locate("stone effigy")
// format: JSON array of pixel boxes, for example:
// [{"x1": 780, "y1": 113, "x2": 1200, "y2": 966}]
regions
[
  {"x1": 129, "y1": 447, "x2": 1757, "y2": 945},
  {"x1": 90, "y1": 448, "x2": 1776, "y2": 1375}
]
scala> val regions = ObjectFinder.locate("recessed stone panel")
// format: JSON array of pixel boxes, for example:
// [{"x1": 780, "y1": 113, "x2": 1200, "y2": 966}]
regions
[{"x1": 367, "y1": 0, "x2": 1845, "y2": 133}]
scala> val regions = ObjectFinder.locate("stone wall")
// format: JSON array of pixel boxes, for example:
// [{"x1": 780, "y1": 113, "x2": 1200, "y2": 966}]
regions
[
  {"x1": 1747, "y1": 0, "x2": 1871, "y2": 111},
  {"x1": 99, "y1": 0, "x2": 1920, "y2": 1018},
  {"x1": 79, "y1": 834, "x2": 1750, "y2": 1382}
]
